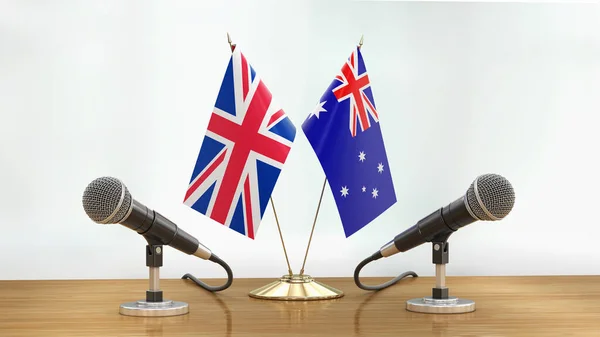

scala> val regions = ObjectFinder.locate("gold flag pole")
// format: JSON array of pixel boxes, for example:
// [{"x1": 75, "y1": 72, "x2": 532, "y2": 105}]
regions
[
  {"x1": 270, "y1": 197, "x2": 294, "y2": 277},
  {"x1": 298, "y1": 178, "x2": 326, "y2": 275},
  {"x1": 227, "y1": 32, "x2": 236, "y2": 52},
  {"x1": 250, "y1": 177, "x2": 342, "y2": 300},
  {"x1": 248, "y1": 35, "x2": 366, "y2": 301}
]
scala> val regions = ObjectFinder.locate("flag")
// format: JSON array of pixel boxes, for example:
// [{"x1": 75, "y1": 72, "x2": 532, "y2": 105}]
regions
[
  {"x1": 302, "y1": 46, "x2": 396, "y2": 237},
  {"x1": 184, "y1": 47, "x2": 296, "y2": 239}
]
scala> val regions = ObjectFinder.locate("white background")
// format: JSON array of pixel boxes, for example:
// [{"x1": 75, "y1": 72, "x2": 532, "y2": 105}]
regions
[{"x1": 1, "y1": 0, "x2": 599, "y2": 280}]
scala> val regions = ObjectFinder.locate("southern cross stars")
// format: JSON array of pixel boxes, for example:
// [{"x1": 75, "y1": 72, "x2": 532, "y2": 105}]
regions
[
  {"x1": 343, "y1": 185, "x2": 377, "y2": 198},
  {"x1": 340, "y1": 186, "x2": 349, "y2": 197},
  {"x1": 341, "y1": 151, "x2": 384, "y2": 199},
  {"x1": 359, "y1": 151, "x2": 384, "y2": 175}
]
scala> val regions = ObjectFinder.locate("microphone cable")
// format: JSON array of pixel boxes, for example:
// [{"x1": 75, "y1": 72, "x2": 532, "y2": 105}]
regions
[
  {"x1": 182, "y1": 254, "x2": 233, "y2": 292},
  {"x1": 354, "y1": 251, "x2": 418, "y2": 291}
]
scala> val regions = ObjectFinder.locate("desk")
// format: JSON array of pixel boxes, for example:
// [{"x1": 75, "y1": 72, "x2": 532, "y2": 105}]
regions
[{"x1": 0, "y1": 276, "x2": 598, "y2": 336}]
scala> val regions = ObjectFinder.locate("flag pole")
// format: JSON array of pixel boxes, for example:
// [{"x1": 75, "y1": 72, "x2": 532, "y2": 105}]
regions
[
  {"x1": 270, "y1": 197, "x2": 293, "y2": 276},
  {"x1": 246, "y1": 35, "x2": 346, "y2": 301},
  {"x1": 298, "y1": 35, "x2": 364, "y2": 276},
  {"x1": 299, "y1": 178, "x2": 326, "y2": 275},
  {"x1": 227, "y1": 32, "x2": 236, "y2": 52},
  {"x1": 227, "y1": 33, "x2": 293, "y2": 276}
]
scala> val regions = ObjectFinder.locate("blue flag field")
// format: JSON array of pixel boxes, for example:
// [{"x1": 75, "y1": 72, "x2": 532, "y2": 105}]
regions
[{"x1": 302, "y1": 46, "x2": 396, "y2": 237}]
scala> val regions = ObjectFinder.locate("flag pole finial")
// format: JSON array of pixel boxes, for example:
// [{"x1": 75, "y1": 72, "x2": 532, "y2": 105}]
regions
[
  {"x1": 358, "y1": 35, "x2": 364, "y2": 49},
  {"x1": 227, "y1": 32, "x2": 236, "y2": 52}
]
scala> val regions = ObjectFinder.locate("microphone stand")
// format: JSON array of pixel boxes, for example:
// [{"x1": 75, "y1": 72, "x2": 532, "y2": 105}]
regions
[
  {"x1": 406, "y1": 233, "x2": 475, "y2": 314},
  {"x1": 119, "y1": 236, "x2": 189, "y2": 317}
]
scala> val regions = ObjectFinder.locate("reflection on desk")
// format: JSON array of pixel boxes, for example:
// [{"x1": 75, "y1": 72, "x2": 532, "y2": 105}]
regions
[{"x1": 1, "y1": 276, "x2": 599, "y2": 336}]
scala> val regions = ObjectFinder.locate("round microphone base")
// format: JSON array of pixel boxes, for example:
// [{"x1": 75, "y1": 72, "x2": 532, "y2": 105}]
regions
[
  {"x1": 119, "y1": 300, "x2": 189, "y2": 317},
  {"x1": 406, "y1": 296, "x2": 475, "y2": 314},
  {"x1": 248, "y1": 274, "x2": 344, "y2": 301}
]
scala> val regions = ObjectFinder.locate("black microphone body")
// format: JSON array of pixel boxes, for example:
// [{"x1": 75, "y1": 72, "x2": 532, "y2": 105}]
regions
[
  {"x1": 82, "y1": 176, "x2": 212, "y2": 260},
  {"x1": 82, "y1": 176, "x2": 233, "y2": 292},
  {"x1": 354, "y1": 173, "x2": 515, "y2": 291},
  {"x1": 386, "y1": 197, "x2": 474, "y2": 255},
  {"x1": 121, "y1": 200, "x2": 211, "y2": 259},
  {"x1": 377, "y1": 173, "x2": 515, "y2": 259}
]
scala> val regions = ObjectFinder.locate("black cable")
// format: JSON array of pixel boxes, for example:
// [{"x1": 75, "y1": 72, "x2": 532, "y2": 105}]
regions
[
  {"x1": 354, "y1": 252, "x2": 418, "y2": 291},
  {"x1": 181, "y1": 254, "x2": 233, "y2": 292}
]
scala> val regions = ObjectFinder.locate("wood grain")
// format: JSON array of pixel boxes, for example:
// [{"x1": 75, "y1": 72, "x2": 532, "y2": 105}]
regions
[{"x1": 0, "y1": 276, "x2": 599, "y2": 336}]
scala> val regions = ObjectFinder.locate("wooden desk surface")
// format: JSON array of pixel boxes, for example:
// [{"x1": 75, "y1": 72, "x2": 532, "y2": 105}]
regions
[{"x1": 0, "y1": 276, "x2": 598, "y2": 336}]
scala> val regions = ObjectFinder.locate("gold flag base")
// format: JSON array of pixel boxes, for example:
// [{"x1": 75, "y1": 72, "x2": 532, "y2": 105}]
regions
[{"x1": 248, "y1": 274, "x2": 344, "y2": 301}]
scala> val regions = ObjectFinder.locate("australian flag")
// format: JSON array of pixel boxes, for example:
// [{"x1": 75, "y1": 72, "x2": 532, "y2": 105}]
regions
[
  {"x1": 302, "y1": 46, "x2": 396, "y2": 237},
  {"x1": 184, "y1": 47, "x2": 296, "y2": 239}
]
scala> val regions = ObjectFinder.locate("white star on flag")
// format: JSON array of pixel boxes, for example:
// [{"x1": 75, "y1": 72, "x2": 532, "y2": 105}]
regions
[
  {"x1": 362, "y1": 186, "x2": 366, "y2": 192},
  {"x1": 372, "y1": 188, "x2": 379, "y2": 198},
  {"x1": 377, "y1": 162, "x2": 384, "y2": 173},
  {"x1": 340, "y1": 186, "x2": 349, "y2": 197},
  {"x1": 358, "y1": 151, "x2": 366, "y2": 162},
  {"x1": 310, "y1": 101, "x2": 327, "y2": 119}
]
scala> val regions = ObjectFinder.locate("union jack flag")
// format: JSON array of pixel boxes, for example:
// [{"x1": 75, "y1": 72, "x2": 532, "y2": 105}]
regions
[
  {"x1": 184, "y1": 48, "x2": 296, "y2": 239},
  {"x1": 332, "y1": 48, "x2": 379, "y2": 137}
]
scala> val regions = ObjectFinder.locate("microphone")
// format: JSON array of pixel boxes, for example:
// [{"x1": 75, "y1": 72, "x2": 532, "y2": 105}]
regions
[
  {"x1": 82, "y1": 176, "x2": 212, "y2": 259},
  {"x1": 354, "y1": 173, "x2": 515, "y2": 291},
  {"x1": 378, "y1": 173, "x2": 515, "y2": 258},
  {"x1": 81, "y1": 176, "x2": 233, "y2": 292}
]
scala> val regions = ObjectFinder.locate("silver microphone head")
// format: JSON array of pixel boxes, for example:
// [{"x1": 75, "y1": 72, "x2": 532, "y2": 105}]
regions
[
  {"x1": 82, "y1": 176, "x2": 133, "y2": 224},
  {"x1": 465, "y1": 173, "x2": 515, "y2": 221}
]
